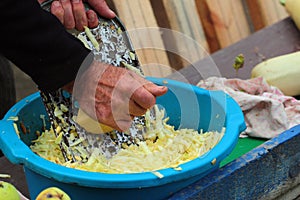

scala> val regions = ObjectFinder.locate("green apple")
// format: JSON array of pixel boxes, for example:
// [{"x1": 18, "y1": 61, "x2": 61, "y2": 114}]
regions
[
  {"x1": 36, "y1": 187, "x2": 71, "y2": 200},
  {"x1": 0, "y1": 181, "x2": 20, "y2": 200}
]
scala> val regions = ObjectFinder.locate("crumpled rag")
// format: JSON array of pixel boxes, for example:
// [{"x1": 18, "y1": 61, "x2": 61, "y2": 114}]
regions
[{"x1": 197, "y1": 76, "x2": 300, "y2": 139}]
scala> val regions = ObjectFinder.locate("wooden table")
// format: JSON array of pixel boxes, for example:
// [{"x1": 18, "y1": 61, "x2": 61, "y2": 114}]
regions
[
  {"x1": 169, "y1": 17, "x2": 300, "y2": 84},
  {"x1": 1, "y1": 17, "x2": 300, "y2": 199}
]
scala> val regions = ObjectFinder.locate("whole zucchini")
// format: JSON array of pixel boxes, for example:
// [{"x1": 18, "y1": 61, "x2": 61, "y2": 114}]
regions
[
  {"x1": 251, "y1": 51, "x2": 300, "y2": 96},
  {"x1": 281, "y1": 0, "x2": 300, "y2": 30}
]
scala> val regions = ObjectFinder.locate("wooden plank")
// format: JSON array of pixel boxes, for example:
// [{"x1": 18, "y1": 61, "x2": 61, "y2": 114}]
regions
[
  {"x1": 161, "y1": 0, "x2": 209, "y2": 68},
  {"x1": 149, "y1": 0, "x2": 185, "y2": 71},
  {"x1": 112, "y1": 0, "x2": 172, "y2": 77},
  {"x1": 258, "y1": 0, "x2": 288, "y2": 25},
  {"x1": 181, "y1": 0, "x2": 210, "y2": 60},
  {"x1": 135, "y1": 0, "x2": 172, "y2": 77},
  {"x1": 195, "y1": 0, "x2": 221, "y2": 53},
  {"x1": 205, "y1": 0, "x2": 251, "y2": 48},
  {"x1": 244, "y1": 0, "x2": 266, "y2": 31},
  {"x1": 245, "y1": 0, "x2": 288, "y2": 31},
  {"x1": 169, "y1": 17, "x2": 300, "y2": 85}
]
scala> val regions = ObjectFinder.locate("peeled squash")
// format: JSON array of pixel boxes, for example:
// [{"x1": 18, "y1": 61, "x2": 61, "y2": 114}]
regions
[
  {"x1": 75, "y1": 108, "x2": 114, "y2": 134},
  {"x1": 251, "y1": 51, "x2": 300, "y2": 96},
  {"x1": 281, "y1": 0, "x2": 300, "y2": 30}
]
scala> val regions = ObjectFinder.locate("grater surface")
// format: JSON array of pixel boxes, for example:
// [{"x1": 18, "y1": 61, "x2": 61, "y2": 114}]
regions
[{"x1": 40, "y1": 1, "x2": 152, "y2": 161}]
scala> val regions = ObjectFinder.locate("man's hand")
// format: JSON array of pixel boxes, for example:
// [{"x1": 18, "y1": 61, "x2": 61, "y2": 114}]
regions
[
  {"x1": 72, "y1": 61, "x2": 168, "y2": 132},
  {"x1": 39, "y1": 0, "x2": 116, "y2": 31}
]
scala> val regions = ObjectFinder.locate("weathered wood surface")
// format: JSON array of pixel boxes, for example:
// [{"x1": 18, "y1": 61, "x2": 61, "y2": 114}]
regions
[
  {"x1": 113, "y1": 0, "x2": 288, "y2": 53},
  {"x1": 169, "y1": 17, "x2": 300, "y2": 85},
  {"x1": 113, "y1": 0, "x2": 172, "y2": 77},
  {"x1": 107, "y1": 0, "x2": 288, "y2": 74}
]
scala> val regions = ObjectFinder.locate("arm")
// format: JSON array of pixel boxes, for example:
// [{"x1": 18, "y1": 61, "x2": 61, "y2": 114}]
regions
[{"x1": 0, "y1": 0, "x2": 90, "y2": 92}]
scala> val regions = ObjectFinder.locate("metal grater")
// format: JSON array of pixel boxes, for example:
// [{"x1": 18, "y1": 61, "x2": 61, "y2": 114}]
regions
[{"x1": 40, "y1": 0, "x2": 153, "y2": 162}]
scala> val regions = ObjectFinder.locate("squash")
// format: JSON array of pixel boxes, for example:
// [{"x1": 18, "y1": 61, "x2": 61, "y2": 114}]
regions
[
  {"x1": 280, "y1": 0, "x2": 300, "y2": 30},
  {"x1": 75, "y1": 108, "x2": 114, "y2": 134},
  {"x1": 251, "y1": 51, "x2": 300, "y2": 96}
]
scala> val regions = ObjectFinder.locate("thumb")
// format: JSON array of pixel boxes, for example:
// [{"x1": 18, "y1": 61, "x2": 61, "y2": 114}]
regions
[
  {"x1": 144, "y1": 83, "x2": 168, "y2": 97},
  {"x1": 87, "y1": 0, "x2": 116, "y2": 19}
]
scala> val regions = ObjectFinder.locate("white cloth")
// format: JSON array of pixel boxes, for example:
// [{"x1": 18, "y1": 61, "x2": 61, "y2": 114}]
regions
[{"x1": 197, "y1": 77, "x2": 300, "y2": 139}]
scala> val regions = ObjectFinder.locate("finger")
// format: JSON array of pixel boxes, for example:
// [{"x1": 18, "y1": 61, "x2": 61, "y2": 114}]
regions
[
  {"x1": 129, "y1": 99, "x2": 147, "y2": 116},
  {"x1": 106, "y1": 70, "x2": 155, "y2": 110},
  {"x1": 60, "y1": 0, "x2": 75, "y2": 29},
  {"x1": 71, "y1": 0, "x2": 88, "y2": 31},
  {"x1": 144, "y1": 82, "x2": 168, "y2": 97},
  {"x1": 126, "y1": 74, "x2": 167, "y2": 109},
  {"x1": 111, "y1": 71, "x2": 160, "y2": 110},
  {"x1": 87, "y1": 0, "x2": 116, "y2": 19},
  {"x1": 86, "y1": 10, "x2": 99, "y2": 28},
  {"x1": 130, "y1": 87, "x2": 156, "y2": 110},
  {"x1": 50, "y1": 1, "x2": 65, "y2": 24},
  {"x1": 132, "y1": 83, "x2": 168, "y2": 110},
  {"x1": 126, "y1": 71, "x2": 168, "y2": 97},
  {"x1": 38, "y1": 0, "x2": 46, "y2": 4}
]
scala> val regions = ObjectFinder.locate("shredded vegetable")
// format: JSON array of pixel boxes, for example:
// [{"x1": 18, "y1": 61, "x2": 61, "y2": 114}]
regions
[
  {"x1": 84, "y1": 26, "x2": 100, "y2": 51},
  {"x1": 30, "y1": 106, "x2": 224, "y2": 174},
  {"x1": 121, "y1": 61, "x2": 144, "y2": 77},
  {"x1": 0, "y1": 174, "x2": 11, "y2": 178}
]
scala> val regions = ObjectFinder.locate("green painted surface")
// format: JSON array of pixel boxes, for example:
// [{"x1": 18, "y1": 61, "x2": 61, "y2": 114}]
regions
[{"x1": 220, "y1": 137, "x2": 266, "y2": 167}]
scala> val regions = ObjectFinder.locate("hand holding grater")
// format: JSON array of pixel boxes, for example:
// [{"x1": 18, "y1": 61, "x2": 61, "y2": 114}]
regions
[{"x1": 40, "y1": 0, "x2": 164, "y2": 162}]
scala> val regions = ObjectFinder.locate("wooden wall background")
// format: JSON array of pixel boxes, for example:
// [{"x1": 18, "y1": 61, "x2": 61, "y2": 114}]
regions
[{"x1": 106, "y1": 0, "x2": 289, "y2": 77}]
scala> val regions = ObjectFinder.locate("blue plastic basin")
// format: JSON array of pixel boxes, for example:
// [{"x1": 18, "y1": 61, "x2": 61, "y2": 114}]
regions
[{"x1": 0, "y1": 77, "x2": 246, "y2": 200}]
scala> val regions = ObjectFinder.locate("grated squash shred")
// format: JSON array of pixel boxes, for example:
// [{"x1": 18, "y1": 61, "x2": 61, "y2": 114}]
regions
[{"x1": 30, "y1": 106, "x2": 224, "y2": 174}]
